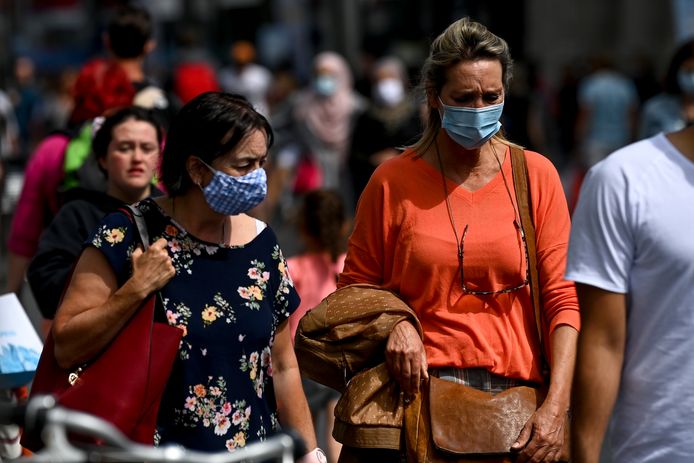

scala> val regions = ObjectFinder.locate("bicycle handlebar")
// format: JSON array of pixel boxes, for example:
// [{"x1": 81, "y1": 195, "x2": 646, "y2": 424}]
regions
[{"x1": 0, "y1": 395, "x2": 302, "y2": 462}]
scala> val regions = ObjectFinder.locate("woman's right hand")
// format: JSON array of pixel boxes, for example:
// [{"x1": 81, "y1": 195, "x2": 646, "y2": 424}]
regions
[
  {"x1": 385, "y1": 320, "x2": 428, "y2": 400},
  {"x1": 129, "y1": 238, "x2": 175, "y2": 297}
]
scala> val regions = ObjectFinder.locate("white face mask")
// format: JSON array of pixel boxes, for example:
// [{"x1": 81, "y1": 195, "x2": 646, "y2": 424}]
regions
[{"x1": 374, "y1": 78, "x2": 405, "y2": 107}]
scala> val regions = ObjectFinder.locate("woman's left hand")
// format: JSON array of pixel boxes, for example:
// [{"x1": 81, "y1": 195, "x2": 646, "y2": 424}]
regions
[{"x1": 511, "y1": 399, "x2": 569, "y2": 462}]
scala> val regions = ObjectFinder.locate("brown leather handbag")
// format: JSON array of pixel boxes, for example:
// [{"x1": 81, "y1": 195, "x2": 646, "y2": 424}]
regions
[
  {"x1": 403, "y1": 147, "x2": 569, "y2": 462},
  {"x1": 405, "y1": 377, "x2": 540, "y2": 462}
]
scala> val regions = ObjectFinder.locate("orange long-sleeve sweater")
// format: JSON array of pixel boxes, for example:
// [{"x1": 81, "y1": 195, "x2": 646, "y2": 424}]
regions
[{"x1": 338, "y1": 147, "x2": 579, "y2": 383}]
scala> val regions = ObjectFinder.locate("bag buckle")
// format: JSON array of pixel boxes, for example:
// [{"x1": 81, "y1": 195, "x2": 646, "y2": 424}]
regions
[{"x1": 68, "y1": 367, "x2": 83, "y2": 386}]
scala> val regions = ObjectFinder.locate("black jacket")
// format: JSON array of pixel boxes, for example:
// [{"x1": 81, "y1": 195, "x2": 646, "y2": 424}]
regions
[{"x1": 27, "y1": 187, "x2": 161, "y2": 319}]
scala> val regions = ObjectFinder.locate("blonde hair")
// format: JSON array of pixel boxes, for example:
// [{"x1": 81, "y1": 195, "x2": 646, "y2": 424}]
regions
[{"x1": 411, "y1": 17, "x2": 518, "y2": 154}]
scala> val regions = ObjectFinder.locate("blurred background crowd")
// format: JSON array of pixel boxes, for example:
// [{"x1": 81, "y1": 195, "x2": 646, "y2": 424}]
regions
[
  {"x1": 0, "y1": 0, "x2": 688, "y2": 322},
  {"x1": 0, "y1": 0, "x2": 691, "y2": 326},
  {"x1": 0, "y1": 1, "x2": 692, "y2": 460},
  {"x1": 0, "y1": 0, "x2": 688, "y2": 226}
]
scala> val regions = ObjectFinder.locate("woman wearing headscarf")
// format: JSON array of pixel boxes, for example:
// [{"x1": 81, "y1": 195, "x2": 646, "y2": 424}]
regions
[
  {"x1": 286, "y1": 52, "x2": 366, "y2": 198},
  {"x1": 264, "y1": 52, "x2": 365, "y2": 220}
]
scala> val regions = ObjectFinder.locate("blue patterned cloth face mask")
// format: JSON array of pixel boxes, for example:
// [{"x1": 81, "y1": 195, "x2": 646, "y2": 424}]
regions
[
  {"x1": 439, "y1": 98, "x2": 504, "y2": 149},
  {"x1": 197, "y1": 158, "x2": 267, "y2": 215}
]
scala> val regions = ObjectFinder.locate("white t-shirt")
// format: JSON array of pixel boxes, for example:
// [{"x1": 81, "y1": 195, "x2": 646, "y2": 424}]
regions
[{"x1": 566, "y1": 133, "x2": 694, "y2": 463}]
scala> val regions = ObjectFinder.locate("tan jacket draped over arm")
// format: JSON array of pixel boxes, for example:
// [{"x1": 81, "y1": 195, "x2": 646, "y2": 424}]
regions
[{"x1": 295, "y1": 284, "x2": 422, "y2": 450}]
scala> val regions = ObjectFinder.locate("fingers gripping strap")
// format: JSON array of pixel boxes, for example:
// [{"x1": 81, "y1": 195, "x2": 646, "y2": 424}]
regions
[{"x1": 125, "y1": 204, "x2": 150, "y2": 251}]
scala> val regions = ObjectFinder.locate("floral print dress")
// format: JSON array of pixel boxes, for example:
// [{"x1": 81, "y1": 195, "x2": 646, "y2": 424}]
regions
[{"x1": 87, "y1": 198, "x2": 299, "y2": 453}]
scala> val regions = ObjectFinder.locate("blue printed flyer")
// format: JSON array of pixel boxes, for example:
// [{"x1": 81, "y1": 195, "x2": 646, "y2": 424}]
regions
[{"x1": 0, "y1": 293, "x2": 42, "y2": 388}]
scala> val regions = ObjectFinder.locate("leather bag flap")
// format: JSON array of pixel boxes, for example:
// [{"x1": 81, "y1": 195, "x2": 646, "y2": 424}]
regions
[{"x1": 429, "y1": 376, "x2": 542, "y2": 456}]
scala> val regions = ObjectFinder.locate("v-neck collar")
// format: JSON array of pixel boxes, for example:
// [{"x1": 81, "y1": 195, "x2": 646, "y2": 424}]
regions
[{"x1": 414, "y1": 145, "x2": 511, "y2": 200}]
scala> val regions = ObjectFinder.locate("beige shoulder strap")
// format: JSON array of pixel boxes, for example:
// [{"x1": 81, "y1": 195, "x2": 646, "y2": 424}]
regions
[{"x1": 509, "y1": 146, "x2": 543, "y2": 352}]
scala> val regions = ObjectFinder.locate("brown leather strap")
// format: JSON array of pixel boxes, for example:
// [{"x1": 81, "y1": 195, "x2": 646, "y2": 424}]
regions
[{"x1": 509, "y1": 146, "x2": 543, "y2": 352}]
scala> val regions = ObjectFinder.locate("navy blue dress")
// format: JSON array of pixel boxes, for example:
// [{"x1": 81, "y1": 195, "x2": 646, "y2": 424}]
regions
[{"x1": 86, "y1": 198, "x2": 300, "y2": 453}]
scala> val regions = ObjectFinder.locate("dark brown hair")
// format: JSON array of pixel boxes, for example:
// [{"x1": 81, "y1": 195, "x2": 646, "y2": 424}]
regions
[
  {"x1": 160, "y1": 92, "x2": 273, "y2": 196},
  {"x1": 92, "y1": 106, "x2": 163, "y2": 162},
  {"x1": 107, "y1": 4, "x2": 153, "y2": 59},
  {"x1": 664, "y1": 39, "x2": 694, "y2": 94},
  {"x1": 297, "y1": 190, "x2": 346, "y2": 263}
]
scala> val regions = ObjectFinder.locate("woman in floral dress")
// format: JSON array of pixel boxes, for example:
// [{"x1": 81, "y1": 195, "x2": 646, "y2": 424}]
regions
[{"x1": 51, "y1": 92, "x2": 324, "y2": 461}]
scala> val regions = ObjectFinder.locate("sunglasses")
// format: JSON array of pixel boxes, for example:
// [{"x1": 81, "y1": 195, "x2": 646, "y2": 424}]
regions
[{"x1": 457, "y1": 220, "x2": 530, "y2": 295}]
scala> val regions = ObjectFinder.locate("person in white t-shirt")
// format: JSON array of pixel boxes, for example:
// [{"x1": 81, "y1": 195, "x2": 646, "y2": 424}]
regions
[{"x1": 566, "y1": 125, "x2": 694, "y2": 463}]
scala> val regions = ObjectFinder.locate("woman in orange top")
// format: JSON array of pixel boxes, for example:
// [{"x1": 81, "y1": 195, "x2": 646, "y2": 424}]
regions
[{"x1": 338, "y1": 18, "x2": 579, "y2": 463}]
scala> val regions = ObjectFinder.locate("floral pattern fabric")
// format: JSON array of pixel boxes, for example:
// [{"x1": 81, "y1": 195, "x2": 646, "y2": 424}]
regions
[{"x1": 87, "y1": 198, "x2": 299, "y2": 453}]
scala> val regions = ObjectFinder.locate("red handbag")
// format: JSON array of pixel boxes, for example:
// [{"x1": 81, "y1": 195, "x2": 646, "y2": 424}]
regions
[{"x1": 22, "y1": 206, "x2": 182, "y2": 450}]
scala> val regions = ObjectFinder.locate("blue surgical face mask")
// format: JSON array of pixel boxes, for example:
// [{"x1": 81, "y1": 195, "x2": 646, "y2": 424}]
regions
[
  {"x1": 678, "y1": 69, "x2": 694, "y2": 95},
  {"x1": 439, "y1": 98, "x2": 504, "y2": 149},
  {"x1": 314, "y1": 75, "x2": 338, "y2": 96},
  {"x1": 197, "y1": 158, "x2": 267, "y2": 216}
]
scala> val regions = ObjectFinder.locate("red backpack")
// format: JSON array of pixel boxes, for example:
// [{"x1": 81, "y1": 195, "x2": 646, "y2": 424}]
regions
[{"x1": 69, "y1": 59, "x2": 135, "y2": 126}]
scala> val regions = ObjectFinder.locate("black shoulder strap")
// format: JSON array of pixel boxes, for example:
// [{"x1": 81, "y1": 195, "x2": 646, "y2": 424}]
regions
[
  {"x1": 124, "y1": 204, "x2": 168, "y2": 325},
  {"x1": 125, "y1": 204, "x2": 150, "y2": 251},
  {"x1": 509, "y1": 147, "x2": 544, "y2": 355}
]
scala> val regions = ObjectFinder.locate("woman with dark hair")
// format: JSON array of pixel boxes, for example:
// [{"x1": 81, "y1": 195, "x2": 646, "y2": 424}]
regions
[
  {"x1": 640, "y1": 39, "x2": 694, "y2": 138},
  {"x1": 5, "y1": 3, "x2": 170, "y2": 296},
  {"x1": 50, "y1": 93, "x2": 322, "y2": 460},
  {"x1": 28, "y1": 106, "x2": 163, "y2": 320}
]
